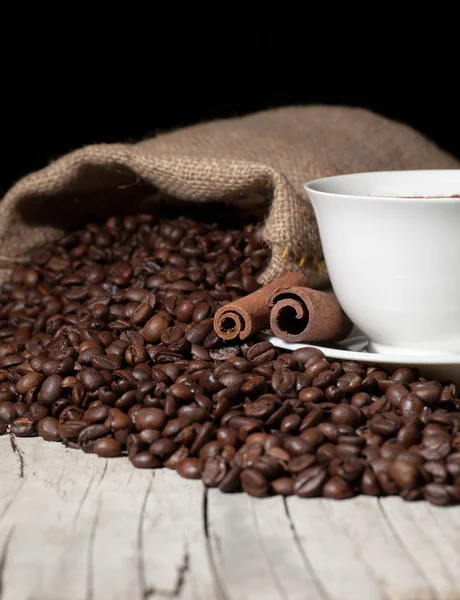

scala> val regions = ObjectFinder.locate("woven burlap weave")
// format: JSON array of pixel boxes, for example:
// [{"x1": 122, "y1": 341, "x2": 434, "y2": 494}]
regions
[{"x1": 1, "y1": 105, "x2": 458, "y2": 286}]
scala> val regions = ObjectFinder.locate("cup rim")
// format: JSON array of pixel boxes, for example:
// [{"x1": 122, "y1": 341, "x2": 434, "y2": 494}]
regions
[{"x1": 304, "y1": 169, "x2": 460, "y2": 202}]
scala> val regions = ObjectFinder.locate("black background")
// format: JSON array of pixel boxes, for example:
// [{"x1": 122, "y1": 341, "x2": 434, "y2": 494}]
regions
[{"x1": 2, "y1": 22, "x2": 458, "y2": 194}]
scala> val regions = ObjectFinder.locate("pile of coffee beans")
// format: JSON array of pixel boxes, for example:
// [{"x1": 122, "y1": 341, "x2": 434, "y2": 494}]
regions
[{"x1": 1, "y1": 213, "x2": 459, "y2": 505}]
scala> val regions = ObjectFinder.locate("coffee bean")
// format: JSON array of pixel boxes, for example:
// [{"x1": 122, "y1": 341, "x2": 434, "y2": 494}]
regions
[
  {"x1": 16, "y1": 371, "x2": 44, "y2": 394},
  {"x1": 400, "y1": 393, "x2": 425, "y2": 421},
  {"x1": 185, "y1": 320, "x2": 213, "y2": 345},
  {"x1": 37, "y1": 417, "x2": 61, "y2": 442},
  {"x1": 331, "y1": 405, "x2": 362, "y2": 428},
  {"x1": 78, "y1": 368, "x2": 104, "y2": 391},
  {"x1": 323, "y1": 476, "x2": 355, "y2": 499},
  {"x1": 422, "y1": 460, "x2": 448, "y2": 483},
  {"x1": 411, "y1": 382, "x2": 442, "y2": 406},
  {"x1": 423, "y1": 483, "x2": 452, "y2": 506},
  {"x1": 271, "y1": 477, "x2": 294, "y2": 495},
  {"x1": 10, "y1": 416, "x2": 35, "y2": 437},
  {"x1": 202, "y1": 457, "x2": 228, "y2": 487},
  {"x1": 244, "y1": 395, "x2": 276, "y2": 420},
  {"x1": 397, "y1": 422, "x2": 422, "y2": 448},
  {"x1": 219, "y1": 465, "x2": 242, "y2": 493},
  {"x1": 38, "y1": 374, "x2": 63, "y2": 406},
  {"x1": 294, "y1": 465, "x2": 327, "y2": 497},
  {"x1": 176, "y1": 457, "x2": 202, "y2": 479},
  {"x1": 280, "y1": 414, "x2": 302, "y2": 434},
  {"x1": 329, "y1": 457, "x2": 364, "y2": 482},
  {"x1": 58, "y1": 420, "x2": 87, "y2": 440},
  {"x1": 389, "y1": 459, "x2": 419, "y2": 488},
  {"x1": 369, "y1": 413, "x2": 401, "y2": 437},
  {"x1": 131, "y1": 451, "x2": 162, "y2": 469},
  {"x1": 84, "y1": 404, "x2": 110, "y2": 424},
  {"x1": 361, "y1": 468, "x2": 381, "y2": 496},
  {"x1": 78, "y1": 424, "x2": 110, "y2": 453},
  {"x1": 135, "y1": 408, "x2": 167, "y2": 431},
  {"x1": 317, "y1": 443, "x2": 337, "y2": 464},
  {"x1": 143, "y1": 315, "x2": 170, "y2": 343},
  {"x1": 0, "y1": 401, "x2": 17, "y2": 423},
  {"x1": 0, "y1": 419, "x2": 7, "y2": 435},
  {"x1": 240, "y1": 468, "x2": 269, "y2": 497},
  {"x1": 370, "y1": 458, "x2": 399, "y2": 495},
  {"x1": 93, "y1": 437, "x2": 123, "y2": 457},
  {"x1": 305, "y1": 358, "x2": 330, "y2": 379},
  {"x1": 246, "y1": 342, "x2": 277, "y2": 365}
]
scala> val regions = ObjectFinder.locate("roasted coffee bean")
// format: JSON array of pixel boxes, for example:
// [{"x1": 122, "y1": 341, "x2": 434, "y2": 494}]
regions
[
  {"x1": 397, "y1": 422, "x2": 422, "y2": 448},
  {"x1": 143, "y1": 315, "x2": 169, "y2": 343},
  {"x1": 131, "y1": 451, "x2": 162, "y2": 469},
  {"x1": 16, "y1": 371, "x2": 44, "y2": 394},
  {"x1": 294, "y1": 465, "x2": 327, "y2": 497},
  {"x1": 316, "y1": 443, "x2": 337, "y2": 464},
  {"x1": 389, "y1": 459, "x2": 419, "y2": 489},
  {"x1": 219, "y1": 465, "x2": 242, "y2": 493},
  {"x1": 410, "y1": 382, "x2": 442, "y2": 406},
  {"x1": 78, "y1": 424, "x2": 110, "y2": 453},
  {"x1": 176, "y1": 457, "x2": 202, "y2": 479},
  {"x1": 329, "y1": 457, "x2": 364, "y2": 482},
  {"x1": 37, "y1": 416, "x2": 61, "y2": 441},
  {"x1": 58, "y1": 420, "x2": 87, "y2": 440},
  {"x1": 422, "y1": 460, "x2": 448, "y2": 483},
  {"x1": 78, "y1": 368, "x2": 104, "y2": 391},
  {"x1": 280, "y1": 414, "x2": 302, "y2": 433},
  {"x1": 292, "y1": 347, "x2": 324, "y2": 366},
  {"x1": 93, "y1": 437, "x2": 123, "y2": 457},
  {"x1": 84, "y1": 404, "x2": 110, "y2": 424},
  {"x1": 199, "y1": 441, "x2": 222, "y2": 462},
  {"x1": 423, "y1": 483, "x2": 452, "y2": 506},
  {"x1": 0, "y1": 401, "x2": 17, "y2": 424},
  {"x1": 0, "y1": 419, "x2": 8, "y2": 435},
  {"x1": 253, "y1": 455, "x2": 285, "y2": 479},
  {"x1": 202, "y1": 456, "x2": 228, "y2": 487},
  {"x1": 287, "y1": 454, "x2": 317, "y2": 474},
  {"x1": 246, "y1": 342, "x2": 277, "y2": 365},
  {"x1": 370, "y1": 458, "x2": 399, "y2": 495},
  {"x1": 361, "y1": 468, "x2": 381, "y2": 496},
  {"x1": 271, "y1": 477, "x2": 294, "y2": 495},
  {"x1": 38, "y1": 374, "x2": 63, "y2": 406},
  {"x1": 240, "y1": 468, "x2": 269, "y2": 497},
  {"x1": 10, "y1": 416, "x2": 35, "y2": 437},
  {"x1": 331, "y1": 405, "x2": 362, "y2": 428},
  {"x1": 323, "y1": 476, "x2": 355, "y2": 499},
  {"x1": 244, "y1": 395, "x2": 276, "y2": 420},
  {"x1": 369, "y1": 413, "x2": 401, "y2": 437},
  {"x1": 400, "y1": 393, "x2": 425, "y2": 421},
  {"x1": 135, "y1": 408, "x2": 167, "y2": 431},
  {"x1": 305, "y1": 358, "x2": 330, "y2": 379}
]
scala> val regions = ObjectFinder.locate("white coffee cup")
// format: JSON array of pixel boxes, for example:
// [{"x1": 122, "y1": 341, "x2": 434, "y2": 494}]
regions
[{"x1": 305, "y1": 170, "x2": 460, "y2": 356}]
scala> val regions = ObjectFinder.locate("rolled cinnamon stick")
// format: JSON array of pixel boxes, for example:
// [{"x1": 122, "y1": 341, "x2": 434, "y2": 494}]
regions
[
  {"x1": 267, "y1": 286, "x2": 352, "y2": 343},
  {"x1": 214, "y1": 272, "x2": 309, "y2": 341}
]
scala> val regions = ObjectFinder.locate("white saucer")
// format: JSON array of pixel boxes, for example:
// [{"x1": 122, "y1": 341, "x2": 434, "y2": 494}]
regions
[{"x1": 259, "y1": 328, "x2": 460, "y2": 385}]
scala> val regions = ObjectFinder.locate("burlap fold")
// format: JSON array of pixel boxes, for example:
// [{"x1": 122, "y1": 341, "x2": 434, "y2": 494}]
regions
[{"x1": 1, "y1": 105, "x2": 458, "y2": 285}]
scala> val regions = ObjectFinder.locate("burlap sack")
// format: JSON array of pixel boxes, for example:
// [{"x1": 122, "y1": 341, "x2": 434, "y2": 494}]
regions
[{"x1": 1, "y1": 105, "x2": 458, "y2": 286}]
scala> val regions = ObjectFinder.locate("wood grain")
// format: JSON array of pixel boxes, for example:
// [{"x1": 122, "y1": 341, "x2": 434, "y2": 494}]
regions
[{"x1": 0, "y1": 437, "x2": 459, "y2": 600}]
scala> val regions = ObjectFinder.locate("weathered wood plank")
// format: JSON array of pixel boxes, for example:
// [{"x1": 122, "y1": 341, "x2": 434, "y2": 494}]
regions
[
  {"x1": 1, "y1": 437, "x2": 460, "y2": 600},
  {"x1": 140, "y1": 469, "x2": 217, "y2": 600},
  {"x1": 381, "y1": 497, "x2": 460, "y2": 600}
]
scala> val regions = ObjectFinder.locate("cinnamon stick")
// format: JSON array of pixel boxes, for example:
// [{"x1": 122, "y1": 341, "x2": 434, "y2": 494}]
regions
[
  {"x1": 267, "y1": 286, "x2": 352, "y2": 343},
  {"x1": 214, "y1": 272, "x2": 309, "y2": 341}
]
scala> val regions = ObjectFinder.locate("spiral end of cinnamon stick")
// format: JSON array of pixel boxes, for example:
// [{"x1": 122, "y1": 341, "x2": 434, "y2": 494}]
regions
[
  {"x1": 268, "y1": 287, "x2": 352, "y2": 343},
  {"x1": 214, "y1": 307, "x2": 251, "y2": 341}
]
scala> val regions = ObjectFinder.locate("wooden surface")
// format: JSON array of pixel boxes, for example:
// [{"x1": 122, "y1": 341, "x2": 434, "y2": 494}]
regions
[{"x1": 1, "y1": 436, "x2": 460, "y2": 600}]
